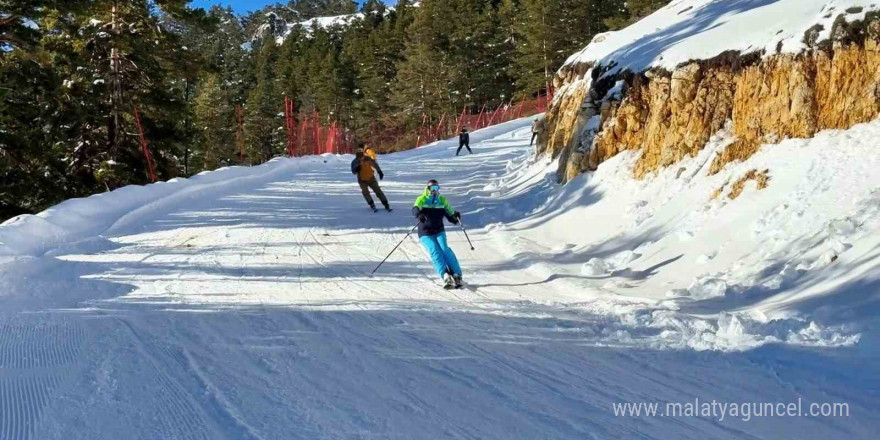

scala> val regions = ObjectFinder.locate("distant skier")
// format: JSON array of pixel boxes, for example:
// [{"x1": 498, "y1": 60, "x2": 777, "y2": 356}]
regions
[
  {"x1": 351, "y1": 144, "x2": 391, "y2": 212},
  {"x1": 456, "y1": 127, "x2": 472, "y2": 156},
  {"x1": 413, "y1": 179, "x2": 464, "y2": 289},
  {"x1": 530, "y1": 118, "x2": 542, "y2": 146}
]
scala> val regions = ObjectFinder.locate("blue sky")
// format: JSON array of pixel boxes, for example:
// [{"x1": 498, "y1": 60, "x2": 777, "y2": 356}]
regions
[{"x1": 191, "y1": 1, "x2": 373, "y2": 15}]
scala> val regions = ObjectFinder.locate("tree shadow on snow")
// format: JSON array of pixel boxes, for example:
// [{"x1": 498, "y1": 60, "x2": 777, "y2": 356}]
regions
[{"x1": 596, "y1": 0, "x2": 784, "y2": 73}]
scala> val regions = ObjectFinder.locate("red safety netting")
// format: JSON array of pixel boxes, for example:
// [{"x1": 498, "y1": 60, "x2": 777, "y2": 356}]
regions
[
  {"x1": 133, "y1": 106, "x2": 157, "y2": 182},
  {"x1": 203, "y1": 89, "x2": 554, "y2": 170},
  {"x1": 282, "y1": 96, "x2": 356, "y2": 157},
  {"x1": 412, "y1": 88, "x2": 555, "y2": 148}
]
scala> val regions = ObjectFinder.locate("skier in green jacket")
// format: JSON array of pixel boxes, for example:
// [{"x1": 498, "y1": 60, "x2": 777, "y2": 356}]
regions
[{"x1": 412, "y1": 179, "x2": 463, "y2": 289}]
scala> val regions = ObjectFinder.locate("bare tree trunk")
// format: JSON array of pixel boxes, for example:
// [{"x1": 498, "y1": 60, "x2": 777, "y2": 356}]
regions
[
  {"x1": 108, "y1": 0, "x2": 123, "y2": 159},
  {"x1": 184, "y1": 79, "x2": 190, "y2": 176},
  {"x1": 541, "y1": 3, "x2": 548, "y2": 86}
]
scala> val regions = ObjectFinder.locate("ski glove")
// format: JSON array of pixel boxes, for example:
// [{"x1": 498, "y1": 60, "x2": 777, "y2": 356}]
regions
[
  {"x1": 449, "y1": 212, "x2": 460, "y2": 225},
  {"x1": 379, "y1": 171, "x2": 384, "y2": 180},
  {"x1": 418, "y1": 213, "x2": 427, "y2": 223}
]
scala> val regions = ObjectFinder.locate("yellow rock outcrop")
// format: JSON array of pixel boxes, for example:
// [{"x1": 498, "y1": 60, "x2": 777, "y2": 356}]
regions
[{"x1": 541, "y1": 14, "x2": 880, "y2": 183}]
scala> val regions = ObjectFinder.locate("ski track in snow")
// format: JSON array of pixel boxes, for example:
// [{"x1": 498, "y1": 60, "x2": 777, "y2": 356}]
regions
[
  {"x1": 0, "y1": 316, "x2": 77, "y2": 440},
  {"x1": 0, "y1": 118, "x2": 879, "y2": 438}
]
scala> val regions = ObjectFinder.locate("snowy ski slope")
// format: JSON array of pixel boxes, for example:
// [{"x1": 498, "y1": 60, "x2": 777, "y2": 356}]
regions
[{"x1": 0, "y1": 117, "x2": 878, "y2": 439}]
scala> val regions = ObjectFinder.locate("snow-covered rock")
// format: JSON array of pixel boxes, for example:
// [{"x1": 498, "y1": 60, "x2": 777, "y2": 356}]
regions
[
  {"x1": 564, "y1": 0, "x2": 880, "y2": 74},
  {"x1": 544, "y1": 0, "x2": 880, "y2": 189}
]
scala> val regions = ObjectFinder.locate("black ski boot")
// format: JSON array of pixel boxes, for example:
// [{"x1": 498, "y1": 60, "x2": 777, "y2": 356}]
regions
[
  {"x1": 369, "y1": 204, "x2": 379, "y2": 213},
  {"x1": 453, "y1": 274, "x2": 463, "y2": 289}
]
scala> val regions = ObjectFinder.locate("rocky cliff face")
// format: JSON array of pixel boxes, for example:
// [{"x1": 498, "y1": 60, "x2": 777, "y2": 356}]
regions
[{"x1": 542, "y1": 13, "x2": 880, "y2": 183}]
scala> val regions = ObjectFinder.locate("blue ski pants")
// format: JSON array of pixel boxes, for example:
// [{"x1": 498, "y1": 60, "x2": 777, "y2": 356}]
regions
[{"x1": 419, "y1": 231, "x2": 462, "y2": 278}]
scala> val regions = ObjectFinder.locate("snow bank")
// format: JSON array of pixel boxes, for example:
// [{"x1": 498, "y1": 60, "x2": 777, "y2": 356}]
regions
[
  {"x1": 0, "y1": 155, "x2": 340, "y2": 257},
  {"x1": 0, "y1": 116, "x2": 536, "y2": 259},
  {"x1": 564, "y1": 0, "x2": 880, "y2": 74},
  {"x1": 486, "y1": 115, "x2": 880, "y2": 352}
]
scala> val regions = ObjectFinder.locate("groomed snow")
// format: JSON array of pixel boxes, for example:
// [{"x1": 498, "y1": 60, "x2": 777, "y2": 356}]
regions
[
  {"x1": 0, "y1": 156, "x2": 327, "y2": 258},
  {"x1": 564, "y1": 0, "x2": 880, "y2": 74},
  {"x1": 1, "y1": 117, "x2": 878, "y2": 438}
]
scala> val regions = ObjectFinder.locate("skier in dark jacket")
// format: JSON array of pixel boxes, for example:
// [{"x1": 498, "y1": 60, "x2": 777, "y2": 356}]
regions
[
  {"x1": 530, "y1": 118, "x2": 542, "y2": 146},
  {"x1": 456, "y1": 127, "x2": 472, "y2": 156},
  {"x1": 412, "y1": 179, "x2": 463, "y2": 288},
  {"x1": 351, "y1": 144, "x2": 391, "y2": 212}
]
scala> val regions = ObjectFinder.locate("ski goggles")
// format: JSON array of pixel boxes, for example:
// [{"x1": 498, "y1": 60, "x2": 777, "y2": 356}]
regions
[{"x1": 428, "y1": 184, "x2": 440, "y2": 192}]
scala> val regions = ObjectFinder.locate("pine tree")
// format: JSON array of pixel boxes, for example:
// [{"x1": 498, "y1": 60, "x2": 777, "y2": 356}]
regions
[
  {"x1": 1, "y1": 0, "x2": 209, "y2": 219},
  {"x1": 392, "y1": 0, "x2": 457, "y2": 122},
  {"x1": 0, "y1": 34, "x2": 69, "y2": 217},
  {"x1": 514, "y1": 0, "x2": 562, "y2": 95},
  {"x1": 605, "y1": 0, "x2": 665, "y2": 29},
  {"x1": 277, "y1": 23, "x2": 306, "y2": 113},
  {"x1": 47, "y1": 1, "x2": 208, "y2": 184},
  {"x1": 343, "y1": 0, "x2": 394, "y2": 129},
  {"x1": 447, "y1": 0, "x2": 488, "y2": 108},
  {"x1": 243, "y1": 39, "x2": 282, "y2": 163},
  {"x1": 188, "y1": 6, "x2": 250, "y2": 100},
  {"x1": 493, "y1": 0, "x2": 520, "y2": 103},
  {"x1": 0, "y1": 0, "x2": 59, "y2": 51},
  {"x1": 469, "y1": 0, "x2": 516, "y2": 107},
  {"x1": 193, "y1": 74, "x2": 236, "y2": 172},
  {"x1": 513, "y1": 0, "x2": 627, "y2": 96},
  {"x1": 290, "y1": 0, "x2": 359, "y2": 19}
]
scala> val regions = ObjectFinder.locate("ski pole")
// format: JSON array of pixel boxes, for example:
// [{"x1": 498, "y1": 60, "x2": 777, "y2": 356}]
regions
[
  {"x1": 458, "y1": 218, "x2": 475, "y2": 250},
  {"x1": 371, "y1": 224, "x2": 418, "y2": 275}
]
